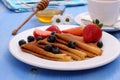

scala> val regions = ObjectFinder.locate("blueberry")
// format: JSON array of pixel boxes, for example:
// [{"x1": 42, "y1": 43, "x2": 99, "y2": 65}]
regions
[
  {"x1": 97, "y1": 41, "x2": 103, "y2": 48},
  {"x1": 68, "y1": 41, "x2": 76, "y2": 48},
  {"x1": 27, "y1": 36, "x2": 34, "y2": 42},
  {"x1": 44, "y1": 44, "x2": 53, "y2": 52},
  {"x1": 47, "y1": 35, "x2": 56, "y2": 42},
  {"x1": 52, "y1": 47, "x2": 60, "y2": 54},
  {"x1": 36, "y1": 36, "x2": 43, "y2": 41},
  {"x1": 51, "y1": 31, "x2": 56, "y2": 35},
  {"x1": 18, "y1": 39, "x2": 26, "y2": 46}
]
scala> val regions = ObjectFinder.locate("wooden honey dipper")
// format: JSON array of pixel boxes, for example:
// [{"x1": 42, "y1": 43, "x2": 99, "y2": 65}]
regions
[{"x1": 12, "y1": 0, "x2": 49, "y2": 35}]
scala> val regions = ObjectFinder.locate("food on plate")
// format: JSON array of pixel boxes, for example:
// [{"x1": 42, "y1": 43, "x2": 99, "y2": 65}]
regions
[
  {"x1": 47, "y1": 35, "x2": 56, "y2": 42},
  {"x1": 46, "y1": 25, "x2": 62, "y2": 33},
  {"x1": 27, "y1": 36, "x2": 35, "y2": 42},
  {"x1": 97, "y1": 41, "x2": 103, "y2": 48},
  {"x1": 20, "y1": 41, "x2": 72, "y2": 61},
  {"x1": 18, "y1": 25, "x2": 103, "y2": 62},
  {"x1": 62, "y1": 26, "x2": 83, "y2": 36},
  {"x1": 83, "y1": 24, "x2": 102, "y2": 43},
  {"x1": 36, "y1": 36, "x2": 43, "y2": 41},
  {"x1": 67, "y1": 41, "x2": 76, "y2": 48},
  {"x1": 18, "y1": 39, "x2": 26, "y2": 46},
  {"x1": 38, "y1": 39, "x2": 87, "y2": 60},
  {"x1": 33, "y1": 29, "x2": 51, "y2": 38},
  {"x1": 55, "y1": 33, "x2": 102, "y2": 56}
]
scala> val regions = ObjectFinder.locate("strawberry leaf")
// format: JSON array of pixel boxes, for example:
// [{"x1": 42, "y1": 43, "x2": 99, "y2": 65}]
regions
[
  {"x1": 92, "y1": 19, "x2": 103, "y2": 28},
  {"x1": 95, "y1": 19, "x2": 100, "y2": 24},
  {"x1": 98, "y1": 23, "x2": 103, "y2": 28}
]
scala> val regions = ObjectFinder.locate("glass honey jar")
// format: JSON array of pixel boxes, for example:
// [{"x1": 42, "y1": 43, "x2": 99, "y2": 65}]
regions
[{"x1": 36, "y1": 5, "x2": 65, "y2": 23}]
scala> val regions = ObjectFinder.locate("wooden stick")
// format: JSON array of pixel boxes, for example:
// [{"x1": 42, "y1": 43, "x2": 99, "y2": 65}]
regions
[
  {"x1": 12, "y1": 0, "x2": 49, "y2": 35},
  {"x1": 12, "y1": 10, "x2": 38, "y2": 35}
]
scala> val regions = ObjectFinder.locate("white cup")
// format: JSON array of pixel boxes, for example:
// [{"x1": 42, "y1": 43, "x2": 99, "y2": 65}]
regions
[{"x1": 87, "y1": 0, "x2": 120, "y2": 26}]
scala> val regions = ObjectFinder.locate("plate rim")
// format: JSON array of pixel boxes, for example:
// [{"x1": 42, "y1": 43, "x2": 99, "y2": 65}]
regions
[{"x1": 9, "y1": 25, "x2": 120, "y2": 70}]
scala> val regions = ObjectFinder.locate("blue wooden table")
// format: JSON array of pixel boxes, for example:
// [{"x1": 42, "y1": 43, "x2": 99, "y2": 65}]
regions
[{"x1": 1, "y1": 1, "x2": 120, "y2": 80}]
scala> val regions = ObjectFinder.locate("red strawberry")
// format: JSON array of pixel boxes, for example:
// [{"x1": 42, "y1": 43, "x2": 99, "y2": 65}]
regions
[
  {"x1": 46, "y1": 25, "x2": 61, "y2": 33},
  {"x1": 62, "y1": 27, "x2": 83, "y2": 36},
  {"x1": 83, "y1": 24, "x2": 102, "y2": 43},
  {"x1": 33, "y1": 29, "x2": 51, "y2": 38}
]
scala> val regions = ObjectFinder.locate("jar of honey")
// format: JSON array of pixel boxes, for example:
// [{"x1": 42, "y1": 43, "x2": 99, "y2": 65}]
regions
[{"x1": 36, "y1": 5, "x2": 65, "y2": 23}]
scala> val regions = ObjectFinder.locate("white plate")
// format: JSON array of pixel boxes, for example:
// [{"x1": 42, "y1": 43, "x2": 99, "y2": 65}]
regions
[
  {"x1": 74, "y1": 12, "x2": 120, "y2": 32},
  {"x1": 9, "y1": 25, "x2": 120, "y2": 70}
]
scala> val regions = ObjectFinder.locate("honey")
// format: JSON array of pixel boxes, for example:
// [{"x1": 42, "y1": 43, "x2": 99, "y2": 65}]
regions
[{"x1": 36, "y1": 5, "x2": 65, "y2": 23}]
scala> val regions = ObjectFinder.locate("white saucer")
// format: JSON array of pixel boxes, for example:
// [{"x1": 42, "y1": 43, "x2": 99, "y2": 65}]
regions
[{"x1": 75, "y1": 12, "x2": 120, "y2": 32}]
